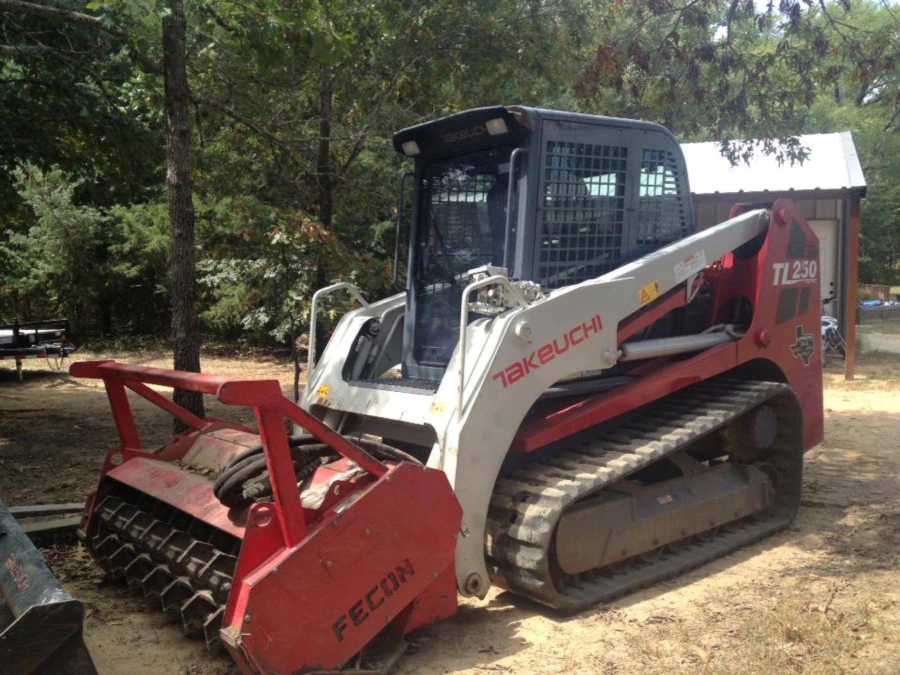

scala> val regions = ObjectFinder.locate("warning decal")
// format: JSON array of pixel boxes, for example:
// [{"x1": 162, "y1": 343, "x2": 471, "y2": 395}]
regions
[
  {"x1": 674, "y1": 249, "x2": 707, "y2": 283},
  {"x1": 638, "y1": 279, "x2": 661, "y2": 306}
]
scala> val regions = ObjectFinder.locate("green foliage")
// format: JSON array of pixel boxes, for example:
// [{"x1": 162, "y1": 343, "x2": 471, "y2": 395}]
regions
[
  {"x1": 2, "y1": 0, "x2": 900, "y2": 343},
  {"x1": 859, "y1": 177, "x2": 900, "y2": 285},
  {"x1": 2, "y1": 163, "x2": 106, "y2": 327},
  {"x1": 198, "y1": 203, "x2": 392, "y2": 343},
  {"x1": 0, "y1": 163, "x2": 174, "y2": 335},
  {"x1": 0, "y1": 5, "x2": 163, "y2": 211},
  {"x1": 105, "y1": 200, "x2": 173, "y2": 333},
  {"x1": 801, "y1": 1, "x2": 900, "y2": 284}
]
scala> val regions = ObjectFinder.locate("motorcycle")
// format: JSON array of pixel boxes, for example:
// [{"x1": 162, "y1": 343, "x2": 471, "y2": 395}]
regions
[{"x1": 821, "y1": 295, "x2": 846, "y2": 365}]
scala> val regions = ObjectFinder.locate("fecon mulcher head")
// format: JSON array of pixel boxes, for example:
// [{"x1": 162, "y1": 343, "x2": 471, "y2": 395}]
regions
[{"x1": 73, "y1": 107, "x2": 823, "y2": 673}]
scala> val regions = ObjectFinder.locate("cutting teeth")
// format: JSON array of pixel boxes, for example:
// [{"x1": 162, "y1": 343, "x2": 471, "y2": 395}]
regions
[
  {"x1": 89, "y1": 493, "x2": 239, "y2": 650},
  {"x1": 108, "y1": 542, "x2": 137, "y2": 576},
  {"x1": 159, "y1": 530, "x2": 193, "y2": 568},
  {"x1": 181, "y1": 591, "x2": 218, "y2": 638},
  {"x1": 178, "y1": 541, "x2": 216, "y2": 578},
  {"x1": 203, "y1": 607, "x2": 225, "y2": 649},
  {"x1": 141, "y1": 520, "x2": 173, "y2": 551},
  {"x1": 125, "y1": 510, "x2": 154, "y2": 540},
  {"x1": 161, "y1": 577, "x2": 195, "y2": 616},
  {"x1": 123, "y1": 554, "x2": 154, "y2": 592},
  {"x1": 96, "y1": 496, "x2": 124, "y2": 522},
  {"x1": 141, "y1": 565, "x2": 174, "y2": 601},
  {"x1": 92, "y1": 532, "x2": 122, "y2": 572},
  {"x1": 111, "y1": 503, "x2": 139, "y2": 531},
  {"x1": 199, "y1": 551, "x2": 237, "y2": 603}
]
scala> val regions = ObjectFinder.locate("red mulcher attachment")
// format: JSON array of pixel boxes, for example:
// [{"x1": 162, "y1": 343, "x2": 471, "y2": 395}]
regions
[{"x1": 71, "y1": 361, "x2": 462, "y2": 674}]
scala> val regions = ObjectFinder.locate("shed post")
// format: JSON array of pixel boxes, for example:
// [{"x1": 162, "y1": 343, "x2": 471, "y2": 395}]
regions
[{"x1": 844, "y1": 196, "x2": 860, "y2": 380}]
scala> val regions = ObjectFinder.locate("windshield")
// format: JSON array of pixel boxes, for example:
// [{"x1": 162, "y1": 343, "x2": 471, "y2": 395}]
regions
[{"x1": 413, "y1": 146, "x2": 514, "y2": 367}]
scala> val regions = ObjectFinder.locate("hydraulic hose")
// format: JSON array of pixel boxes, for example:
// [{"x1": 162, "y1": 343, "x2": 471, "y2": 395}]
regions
[
  {"x1": 214, "y1": 441, "x2": 334, "y2": 508},
  {"x1": 213, "y1": 435, "x2": 422, "y2": 509}
]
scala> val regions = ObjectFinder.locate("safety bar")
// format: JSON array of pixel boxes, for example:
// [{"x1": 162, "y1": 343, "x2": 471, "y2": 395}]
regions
[
  {"x1": 72, "y1": 360, "x2": 235, "y2": 395},
  {"x1": 503, "y1": 148, "x2": 526, "y2": 270},
  {"x1": 457, "y1": 276, "x2": 531, "y2": 416},
  {"x1": 392, "y1": 171, "x2": 414, "y2": 287},
  {"x1": 70, "y1": 360, "x2": 388, "y2": 548},
  {"x1": 307, "y1": 282, "x2": 369, "y2": 378}
]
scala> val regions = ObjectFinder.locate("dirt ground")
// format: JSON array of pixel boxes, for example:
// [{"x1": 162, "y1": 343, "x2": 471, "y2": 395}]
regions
[
  {"x1": 1, "y1": 350, "x2": 898, "y2": 674},
  {"x1": 862, "y1": 329, "x2": 900, "y2": 355}
]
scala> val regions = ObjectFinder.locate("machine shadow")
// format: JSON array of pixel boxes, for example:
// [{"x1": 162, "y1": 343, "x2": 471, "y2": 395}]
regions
[{"x1": 0, "y1": 365, "x2": 73, "y2": 386}]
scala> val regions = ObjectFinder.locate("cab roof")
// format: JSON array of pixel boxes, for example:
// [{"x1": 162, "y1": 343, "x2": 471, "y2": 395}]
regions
[{"x1": 392, "y1": 106, "x2": 679, "y2": 159}]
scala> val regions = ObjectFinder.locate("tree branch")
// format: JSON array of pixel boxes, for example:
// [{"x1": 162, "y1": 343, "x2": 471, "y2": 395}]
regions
[
  {"x1": 883, "y1": 106, "x2": 900, "y2": 133},
  {"x1": 200, "y1": 3, "x2": 236, "y2": 33},
  {"x1": 0, "y1": 0, "x2": 161, "y2": 75},
  {"x1": 725, "y1": 0, "x2": 740, "y2": 44},
  {"x1": 190, "y1": 94, "x2": 286, "y2": 146},
  {"x1": 0, "y1": 43, "x2": 68, "y2": 56}
]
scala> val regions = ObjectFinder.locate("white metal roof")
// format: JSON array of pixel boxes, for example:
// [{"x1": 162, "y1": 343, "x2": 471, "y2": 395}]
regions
[{"x1": 682, "y1": 131, "x2": 866, "y2": 197}]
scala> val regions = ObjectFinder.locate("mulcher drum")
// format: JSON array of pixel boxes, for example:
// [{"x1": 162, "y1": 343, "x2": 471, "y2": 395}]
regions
[{"x1": 86, "y1": 487, "x2": 238, "y2": 648}]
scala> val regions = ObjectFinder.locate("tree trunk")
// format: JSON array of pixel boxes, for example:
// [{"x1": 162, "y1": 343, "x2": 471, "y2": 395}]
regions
[
  {"x1": 316, "y1": 72, "x2": 334, "y2": 229},
  {"x1": 312, "y1": 71, "x2": 334, "y2": 358},
  {"x1": 98, "y1": 298, "x2": 112, "y2": 337},
  {"x1": 163, "y1": 0, "x2": 204, "y2": 428}
]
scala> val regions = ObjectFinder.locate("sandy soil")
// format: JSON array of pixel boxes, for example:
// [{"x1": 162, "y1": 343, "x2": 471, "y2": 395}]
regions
[{"x1": 1, "y1": 352, "x2": 898, "y2": 674}]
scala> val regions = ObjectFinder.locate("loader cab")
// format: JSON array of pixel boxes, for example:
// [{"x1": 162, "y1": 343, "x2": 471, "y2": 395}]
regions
[{"x1": 393, "y1": 106, "x2": 694, "y2": 381}]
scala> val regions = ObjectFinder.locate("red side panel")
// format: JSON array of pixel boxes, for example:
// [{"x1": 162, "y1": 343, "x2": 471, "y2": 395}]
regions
[
  {"x1": 746, "y1": 199, "x2": 823, "y2": 447},
  {"x1": 514, "y1": 343, "x2": 738, "y2": 452},
  {"x1": 399, "y1": 566, "x2": 459, "y2": 634},
  {"x1": 223, "y1": 462, "x2": 461, "y2": 674}
]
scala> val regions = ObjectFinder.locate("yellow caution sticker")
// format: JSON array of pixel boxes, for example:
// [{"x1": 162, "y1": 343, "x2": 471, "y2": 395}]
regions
[
  {"x1": 430, "y1": 400, "x2": 446, "y2": 415},
  {"x1": 638, "y1": 279, "x2": 661, "y2": 306},
  {"x1": 315, "y1": 384, "x2": 331, "y2": 398}
]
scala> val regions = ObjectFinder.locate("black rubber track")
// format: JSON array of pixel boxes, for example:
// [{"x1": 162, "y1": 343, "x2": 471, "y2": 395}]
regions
[{"x1": 485, "y1": 378, "x2": 804, "y2": 612}]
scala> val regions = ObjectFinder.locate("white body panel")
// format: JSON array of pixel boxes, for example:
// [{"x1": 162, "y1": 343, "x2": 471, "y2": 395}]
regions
[{"x1": 301, "y1": 209, "x2": 769, "y2": 595}]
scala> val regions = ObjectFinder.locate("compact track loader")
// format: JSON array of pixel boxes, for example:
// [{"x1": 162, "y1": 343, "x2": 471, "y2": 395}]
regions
[{"x1": 68, "y1": 106, "x2": 822, "y2": 673}]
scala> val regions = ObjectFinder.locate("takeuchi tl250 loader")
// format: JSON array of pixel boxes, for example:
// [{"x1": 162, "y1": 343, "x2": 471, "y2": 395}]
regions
[{"x1": 14, "y1": 107, "x2": 824, "y2": 674}]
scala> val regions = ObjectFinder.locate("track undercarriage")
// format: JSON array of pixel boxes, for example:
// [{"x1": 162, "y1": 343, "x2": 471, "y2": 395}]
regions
[{"x1": 487, "y1": 378, "x2": 804, "y2": 611}]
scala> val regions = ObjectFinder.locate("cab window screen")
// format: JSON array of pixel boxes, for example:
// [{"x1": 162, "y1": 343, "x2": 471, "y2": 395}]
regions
[
  {"x1": 538, "y1": 141, "x2": 627, "y2": 288},
  {"x1": 637, "y1": 148, "x2": 690, "y2": 246}
]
